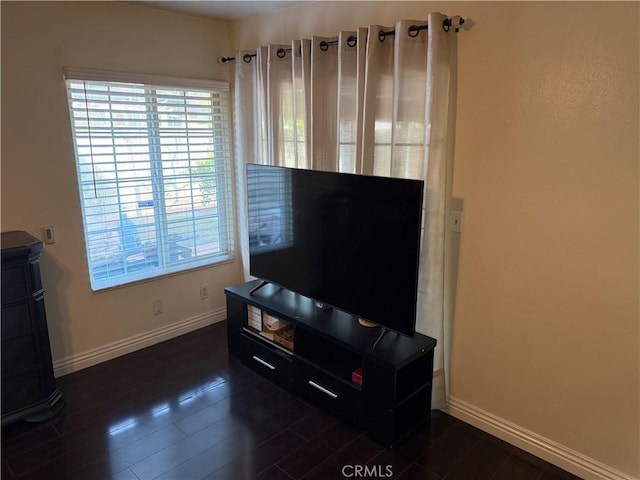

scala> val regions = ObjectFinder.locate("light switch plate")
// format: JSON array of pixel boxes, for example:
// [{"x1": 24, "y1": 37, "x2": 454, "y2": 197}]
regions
[
  {"x1": 42, "y1": 225, "x2": 56, "y2": 244},
  {"x1": 450, "y1": 211, "x2": 463, "y2": 233}
]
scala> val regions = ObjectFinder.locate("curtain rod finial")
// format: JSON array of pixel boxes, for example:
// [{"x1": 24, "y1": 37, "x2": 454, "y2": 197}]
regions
[
  {"x1": 443, "y1": 16, "x2": 467, "y2": 32},
  {"x1": 458, "y1": 16, "x2": 475, "y2": 32}
]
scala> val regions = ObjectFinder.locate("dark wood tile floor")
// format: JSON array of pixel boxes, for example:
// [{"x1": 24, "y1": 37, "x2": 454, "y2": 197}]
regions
[{"x1": 2, "y1": 323, "x2": 582, "y2": 480}]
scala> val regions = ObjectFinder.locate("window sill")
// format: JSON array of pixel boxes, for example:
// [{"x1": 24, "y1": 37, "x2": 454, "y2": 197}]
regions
[{"x1": 89, "y1": 254, "x2": 236, "y2": 293}]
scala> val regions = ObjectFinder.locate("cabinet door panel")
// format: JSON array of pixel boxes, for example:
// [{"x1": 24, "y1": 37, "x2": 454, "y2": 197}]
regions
[
  {"x1": 1, "y1": 368, "x2": 41, "y2": 414},
  {"x1": 242, "y1": 335, "x2": 292, "y2": 390},
  {"x1": 2, "y1": 334, "x2": 38, "y2": 373},
  {"x1": 293, "y1": 359, "x2": 361, "y2": 426},
  {"x1": 1, "y1": 264, "x2": 29, "y2": 302},
  {"x1": 1, "y1": 303, "x2": 33, "y2": 338}
]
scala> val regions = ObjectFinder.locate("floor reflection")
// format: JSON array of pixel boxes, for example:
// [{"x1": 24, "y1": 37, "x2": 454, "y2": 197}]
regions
[{"x1": 105, "y1": 375, "x2": 229, "y2": 477}]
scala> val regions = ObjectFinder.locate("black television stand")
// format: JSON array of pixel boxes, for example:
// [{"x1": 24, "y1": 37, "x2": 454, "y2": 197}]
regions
[{"x1": 225, "y1": 279, "x2": 437, "y2": 448}]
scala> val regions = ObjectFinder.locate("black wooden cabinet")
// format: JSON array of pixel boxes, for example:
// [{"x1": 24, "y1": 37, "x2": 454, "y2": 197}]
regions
[
  {"x1": 1, "y1": 231, "x2": 64, "y2": 426},
  {"x1": 225, "y1": 280, "x2": 436, "y2": 448}
]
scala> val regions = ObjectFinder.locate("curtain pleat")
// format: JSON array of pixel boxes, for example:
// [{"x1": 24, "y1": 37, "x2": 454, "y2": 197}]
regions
[
  {"x1": 310, "y1": 36, "x2": 339, "y2": 171},
  {"x1": 361, "y1": 25, "x2": 395, "y2": 177},
  {"x1": 420, "y1": 12, "x2": 458, "y2": 409},
  {"x1": 291, "y1": 39, "x2": 311, "y2": 169},
  {"x1": 336, "y1": 31, "x2": 358, "y2": 174},
  {"x1": 233, "y1": 11, "x2": 458, "y2": 409},
  {"x1": 233, "y1": 53, "x2": 258, "y2": 278},
  {"x1": 393, "y1": 20, "x2": 429, "y2": 180}
]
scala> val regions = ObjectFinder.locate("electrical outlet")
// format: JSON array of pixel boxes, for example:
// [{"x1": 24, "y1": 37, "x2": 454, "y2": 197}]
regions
[
  {"x1": 200, "y1": 285, "x2": 209, "y2": 300},
  {"x1": 152, "y1": 299, "x2": 163, "y2": 315}
]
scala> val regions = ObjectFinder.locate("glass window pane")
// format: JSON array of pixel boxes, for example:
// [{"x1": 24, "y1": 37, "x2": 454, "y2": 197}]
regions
[{"x1": 65, "y1": 77, "x2": 234, "y2": 290}]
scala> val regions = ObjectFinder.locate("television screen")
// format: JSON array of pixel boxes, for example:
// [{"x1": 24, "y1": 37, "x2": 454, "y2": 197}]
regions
[{"x1": 247, "y1": 163, "x2": 424, "y2": 337}]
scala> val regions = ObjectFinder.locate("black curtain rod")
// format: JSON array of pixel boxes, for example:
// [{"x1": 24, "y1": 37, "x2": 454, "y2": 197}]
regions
[
  {"x1": 379, "y1": 17, "x2": 465, "y2": 41},
  {"x1": 219, "y1": 53, "x2": 256, "y2": 63},
  {"x1": 220, "y1": 17, "x2": 464, "y2": 64}
]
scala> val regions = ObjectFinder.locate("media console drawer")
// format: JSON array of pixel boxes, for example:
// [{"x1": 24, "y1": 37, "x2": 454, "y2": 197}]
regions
[
  {"x1": 242, "y1": 334, "x2": 292, "y2": 390},
  {"x1": 293, "y1": 359, "x2": 361, "y2": 426}
]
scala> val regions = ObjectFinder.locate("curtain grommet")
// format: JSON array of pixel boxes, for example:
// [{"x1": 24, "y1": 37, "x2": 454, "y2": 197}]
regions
[
  {"x1": 408, "y1": 24, "x2": 428, "y2": 38},
  {"x1": 378, "y1": 29, "x2": 395, "y2": 42}
]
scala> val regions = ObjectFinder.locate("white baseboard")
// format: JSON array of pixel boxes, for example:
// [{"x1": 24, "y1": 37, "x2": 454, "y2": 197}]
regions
[
  {"x1": 447, "y1": 396, "x2": 638, "y2": 480},
  {"x1": 52, "y1": 308, "x2": 226, "y2": 377}
]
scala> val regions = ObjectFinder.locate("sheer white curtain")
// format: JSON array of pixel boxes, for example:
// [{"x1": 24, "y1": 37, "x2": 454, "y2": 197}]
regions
[{"x1": 233, "y1": 12, "x2": 460, "y2": 409}]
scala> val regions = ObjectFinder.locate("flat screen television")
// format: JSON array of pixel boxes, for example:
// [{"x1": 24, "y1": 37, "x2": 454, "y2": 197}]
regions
[{"x1": 246, "y1": 163, "x2": 424, "y2": 337}]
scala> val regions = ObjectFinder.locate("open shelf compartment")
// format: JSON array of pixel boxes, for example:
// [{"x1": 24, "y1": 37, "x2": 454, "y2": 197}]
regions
[{"x1": 295, "y1": 328, "x2": 362, "y2": 386}]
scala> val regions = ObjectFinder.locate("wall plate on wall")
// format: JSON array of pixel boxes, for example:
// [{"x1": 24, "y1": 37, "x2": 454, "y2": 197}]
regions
[{"x1": 41, "y1": 226, "x2": 56, "y2": 244}]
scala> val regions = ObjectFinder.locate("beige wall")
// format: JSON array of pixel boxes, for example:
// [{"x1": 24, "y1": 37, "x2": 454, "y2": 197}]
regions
[
  {"x1": 2, "y1": 0, "x2": 638, "y2": 477},
  {"x1": 451, "y1": 3, "x2": 638, "y2": 477},
  {"x1": 1, "y1": 2, "x2": 243, "y2": 367},
  {"x1": 230, "y1": 1, "x2": 640, "y2": 477}
]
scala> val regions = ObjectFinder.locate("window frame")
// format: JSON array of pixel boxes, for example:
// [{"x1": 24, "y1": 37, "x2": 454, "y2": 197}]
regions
[{"x1": 63, "y1": 68, "x2": 235, "y2": 290}]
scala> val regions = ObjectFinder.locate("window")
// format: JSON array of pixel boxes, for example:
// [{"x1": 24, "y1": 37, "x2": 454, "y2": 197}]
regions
[{"x1": 64, "y1": 68, "x2": 234, "y2": 290}]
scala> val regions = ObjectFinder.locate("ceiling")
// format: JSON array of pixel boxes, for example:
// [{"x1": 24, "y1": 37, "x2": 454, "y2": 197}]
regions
[{"x1": 130, "y1": 1, "x2": 308, "y2": 21}]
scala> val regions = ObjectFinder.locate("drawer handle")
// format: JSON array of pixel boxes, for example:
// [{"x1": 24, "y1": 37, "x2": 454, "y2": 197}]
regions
[
  {"x1": 252, "y1": 355, "x2": 276, "y2": 370},
  {"x1": 308, "y1": 380, "x2": 338, "y2": 399}
]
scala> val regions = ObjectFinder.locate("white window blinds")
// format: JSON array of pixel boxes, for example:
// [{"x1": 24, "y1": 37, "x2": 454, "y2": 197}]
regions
[{"x1": 64, "y1": 69, "x2": 234, "y2": 290}]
